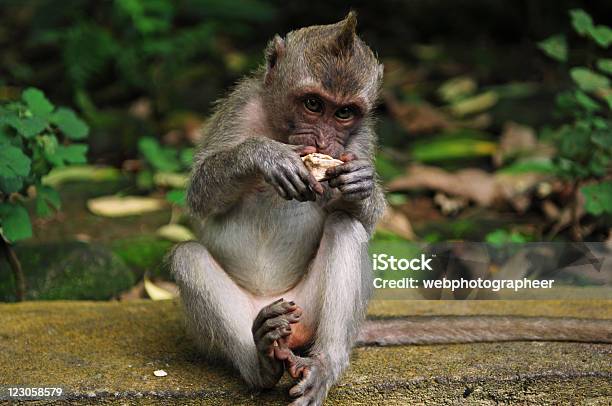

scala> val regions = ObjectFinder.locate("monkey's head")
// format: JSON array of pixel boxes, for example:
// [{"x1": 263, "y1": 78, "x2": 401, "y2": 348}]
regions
[{"x1": 262, "y1": 11, "x2": 383, "y2": 158}]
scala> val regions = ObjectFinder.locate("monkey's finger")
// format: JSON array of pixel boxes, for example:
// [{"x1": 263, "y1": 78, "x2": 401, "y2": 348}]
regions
[
  {"x1": 273, "y1": 346, "x2": 293, "y2": 361},
  {"x1": 276, "y1": 174, "x2": 301, "y2": 201},
  {"x1": 255, "y1": 316, "x2": 291, "y2": 340},
  {"x1": 289, "y1": 369, "x2": 314, "y2": 397},
  {"x1": 266, "y1": 177, "x2": 288, "y2": 199},
  {"x1": 253, "y1": 299, "x2": 297, "y2": 332},
  {"x1": 285, "y1": 167, "x2": 316, "y2": 201},
  {"x1": 342, "y1": 189, "x2": 373, "y2": 201},
  {"x1": 259, "y1": 325, "x2": 292, "y2": 347},
  {"x1": 325, "y1": 159, "x2": 370, "y2": 179},
  {"x1": 328, "y1": 168, "x2": 373, "y2": 188},
  {"x1": 339, "y1": 181, "x2": 373, "y2": 195},
  {"x1": 296, "y1": 169, "x2": 324, "y2": 196},
  {"x1": 339, "y1": 152, "x2": 358, "y2": 162}
]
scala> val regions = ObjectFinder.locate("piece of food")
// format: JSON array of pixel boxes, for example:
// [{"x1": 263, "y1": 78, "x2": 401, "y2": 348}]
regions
[{"x1": 301, "y1": 153, "x2": 344, "y2": 181}]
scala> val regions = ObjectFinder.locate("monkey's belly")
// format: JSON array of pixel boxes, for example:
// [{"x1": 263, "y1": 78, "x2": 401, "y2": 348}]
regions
[{"x1": 200, "y1": 198, "x2": 325, "y2": 296}]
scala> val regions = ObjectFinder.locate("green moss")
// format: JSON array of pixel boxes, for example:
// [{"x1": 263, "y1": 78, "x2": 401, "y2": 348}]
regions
[
  {"x1": 0, "y1": 241, "x2": 134, "y2": 301},
  {"x1": 111, "y1": 235, "x2": 174, "y2": 279}
]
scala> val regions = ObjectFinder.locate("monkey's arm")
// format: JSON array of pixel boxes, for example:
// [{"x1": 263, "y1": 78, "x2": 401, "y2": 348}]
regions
[
  {"x1": 323, "y1": 181, "x2": 385, "y2": 235},
  {"x1": 323, "y1": 125, "x2": 386, "y2": 234},
  {"x1": 188, "y1": 136, "x2": 321, "y2": 217}
]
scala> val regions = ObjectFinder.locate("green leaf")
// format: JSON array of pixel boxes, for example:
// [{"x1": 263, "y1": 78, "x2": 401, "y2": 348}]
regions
[
  {"x1": 604, "y1": 94, "x2": 612, "y2": 110},
  {"x1": 56, "y1": 144, "x2": 89, "y2": 164},
  {"x1": 591, "y1": 130, "x2": 612, "y2": 149},
  {"x1": 22, "y1": 87, "x2": 54, "y2": 118},
  {"x1": 166, "y1": 189, "x2": 186, "y2": 206},
  {"x1": 596, "y1": 58, "x2": 612, "y2": 74},
  {"x1": 0, "y1": 176, "x2": 23, "y2": 194},
  {"x1": 589, "y1": 25, "x2": 612, "y2": 48},
  {"x1": 581, "y1": 182, "x2": 612, "y2": 216},
  {"x1": 39, "y1": 185, "x2": 61, "y2": 209},
  {"x1": 497, "y1": 159, "x2": 557, "y2": 175},
  {"x1": 410, "y1": 131, "x2": 497, "y2": 162},
  {"x1": 570, "y1": 9, "x2": 594, "y2": 36},
  {"x1": 0, "y1": 176, "x2": 23, "y2": 195},
  {"x1": 0, "y1": 203, "x2": 32, "y2": 242},
  {"x1": 35, "y1": 195, "x2": 52, "y2": 217},
  {"x1": 50, "y1": 107, "x2": 89, "y2": 140},
  {"x1": 0, "y1": 144, "x2": 31, "y2": 179},
  {"x1": 138, "y1": 137, "x2": 181, "y2": 172},
  {"x1": 179, "y1": 148, "x2": 195, "y2": 168},
  {"x1": 4, "y1": 115, "x2": 47, "y2": 138},
  {"x1": 35, "y1": 185, "x2": 61, "y2": 217},
  {"x1": 570, "y1": 67, "x2": 611, "y2": 92},
  {"x1": 40, "y1": 134, "x2": 62, "y2": 167},
  {"x1": 485, "y1": 229, "x2": 529, "y2": 247},
  {"x1": 537, "y1": 35, "x2": 567, "y2": 62},
  {"x1": 574, "y1": 90, "x2": 601, "y2": 112}
]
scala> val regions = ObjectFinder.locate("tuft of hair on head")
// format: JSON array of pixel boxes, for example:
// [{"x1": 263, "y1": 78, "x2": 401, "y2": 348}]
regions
[{"x1": 332, "y1": 11, "x2": 358, "y2": 56}]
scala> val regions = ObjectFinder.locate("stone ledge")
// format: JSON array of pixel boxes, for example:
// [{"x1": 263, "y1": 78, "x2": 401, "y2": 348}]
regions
[{"x1": 0, "y1": 300, "x2": 610, "y2": 405}]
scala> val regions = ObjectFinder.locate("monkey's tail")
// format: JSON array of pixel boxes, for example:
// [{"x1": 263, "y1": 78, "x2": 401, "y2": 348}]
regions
[{"x1": 357, "y1": 316, "x2": 612, "y2": 346}]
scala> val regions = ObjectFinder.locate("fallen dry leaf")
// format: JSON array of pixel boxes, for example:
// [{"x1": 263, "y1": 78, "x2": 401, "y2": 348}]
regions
[
  {"x1": 376, "y1": 206, "x2": 416, "y2": 240},
  {"x1": 385, "y1": 94, "x2": 450, "y2": 134},
  {"x1": 494, "y1": 122, "x2": 537, "y2": 166},
  {"x1": 388, "y1": 164, "x2": 545, "y2": 211},
  {"x1": 87, "y1": 196, "x2": 167, "y2": 217},
  {"x1": 144, "y1": 277, "x2": 177, "y2": 300},
  {"x1": 156, "y1": 224, "x2": 196, "y2": 242}
]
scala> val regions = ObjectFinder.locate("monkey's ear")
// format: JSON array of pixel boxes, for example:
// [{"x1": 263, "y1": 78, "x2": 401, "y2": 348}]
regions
[
  {"x1": 377, "y1": 63, "x2": 384, "y2": 84},
  {"x1": 336, "y1": 11, "x2": 357, "y2": 52},
  {"x1": 265, "y1": 35, "x2": 285, "y2": 84}
]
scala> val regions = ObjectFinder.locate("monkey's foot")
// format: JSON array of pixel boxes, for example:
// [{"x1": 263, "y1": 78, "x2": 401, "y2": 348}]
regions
[
  {"x1": 252, "y1": 298, "x2": 302, "y2": 387},
  {"x1": 274, "y1": 350, "x2": 332, "y2": 406}
]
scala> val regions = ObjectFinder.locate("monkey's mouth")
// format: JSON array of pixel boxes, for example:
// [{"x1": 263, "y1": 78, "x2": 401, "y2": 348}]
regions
[{"x1": 287, "y1": 133, "x2": 344, "y2": 158}]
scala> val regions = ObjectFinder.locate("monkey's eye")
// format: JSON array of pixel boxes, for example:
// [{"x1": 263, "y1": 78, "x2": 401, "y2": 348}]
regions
[
  {"x1": 335, "y1": 106, "x2": 354, "y2": 121},
  {"x1": 303, "y1": 97, "x2": 323, "y2": 113}
]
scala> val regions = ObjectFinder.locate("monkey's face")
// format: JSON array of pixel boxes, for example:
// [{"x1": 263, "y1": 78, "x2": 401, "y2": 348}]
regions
[
  {"x1": 263, "y1": 13, "x2": 383, "y2": 157},
  {"x1": 285, "y1": 88, "x2": 367, "y2": 158}
]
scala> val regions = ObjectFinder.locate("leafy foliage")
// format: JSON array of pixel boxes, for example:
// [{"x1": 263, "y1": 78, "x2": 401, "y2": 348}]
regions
[
  {"x1": 539, "y1": 9, "x2": 612, "y2": 221},
  {"x1": 581, "y1": 182, "x2": 612, "y2": 216},
  {"x1": 0, "y1": 88, "x2": 89, "y2": 242},
  {"x1": 137, "y1": 137, "x2": 192, "y2": 206}
]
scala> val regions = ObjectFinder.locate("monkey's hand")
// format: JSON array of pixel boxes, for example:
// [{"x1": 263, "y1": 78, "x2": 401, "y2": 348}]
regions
[
  {"x1": 325, "y1": 153, "x2": 374, "y2": 201},
  {"x1": 256, "y1": 143, "x2": 324, "y2": 202},
  {"x1": 252, "y1": 298, "x2": 302, "y2": 388},
  {"x1": 274, "y1": 350, "x2": 332, "y2": 406}
]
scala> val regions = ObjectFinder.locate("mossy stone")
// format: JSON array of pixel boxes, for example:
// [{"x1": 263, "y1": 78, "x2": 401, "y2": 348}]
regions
[
  {"x1": 111, "y1": 235, "x2": 174, "y2": 280},
  {"x1": 0, "y1": 241, "x2": 135, "y2": 301}
]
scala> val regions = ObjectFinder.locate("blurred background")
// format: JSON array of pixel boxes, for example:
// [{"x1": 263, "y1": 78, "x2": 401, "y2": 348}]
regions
[{"x1": 0, "y1": 0, "x2": 610, "y2": 301}]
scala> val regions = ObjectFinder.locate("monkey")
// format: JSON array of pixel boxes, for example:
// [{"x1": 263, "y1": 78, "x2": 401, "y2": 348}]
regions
[
  {"x1": 170, "y1": 12, "x2": 612, "y2": 406},
  {"x1": 171, "y1": 12, "x2": 385, "y2": 405}
]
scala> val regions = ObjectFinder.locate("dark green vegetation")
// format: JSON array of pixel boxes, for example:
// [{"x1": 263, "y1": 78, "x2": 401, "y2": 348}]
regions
[{"x1": 0, "y1": 1, "x2": 610, "y2": 301}]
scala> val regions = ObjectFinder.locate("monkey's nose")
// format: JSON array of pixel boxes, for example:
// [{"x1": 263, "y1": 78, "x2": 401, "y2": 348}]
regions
[{"x1": 315, "y1": 138, "x2": 328, "y2": 149}]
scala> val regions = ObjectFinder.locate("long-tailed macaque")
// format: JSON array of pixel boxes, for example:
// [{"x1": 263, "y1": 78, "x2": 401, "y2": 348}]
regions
[
  {"x1": 171, "y1": 12, "x2": 612, "y2": 406},
  {"x1": 172, "y1": 12, "x2": 385, "y2": 405}
]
